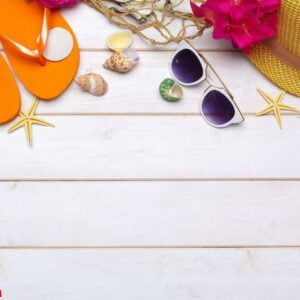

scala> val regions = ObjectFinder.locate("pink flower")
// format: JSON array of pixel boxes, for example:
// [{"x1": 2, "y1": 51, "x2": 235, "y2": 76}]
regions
[
  {"x1": 37, "y1": 0, "x2": 80, "y2": 9},
  {"x1": 191, "y1": 0, "x2": 280, "y2": 53}
]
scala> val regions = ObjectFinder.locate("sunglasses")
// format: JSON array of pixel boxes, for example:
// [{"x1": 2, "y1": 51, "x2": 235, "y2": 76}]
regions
[{"x1": 170, "y1": 41, "x2": 244, "y2": 128}]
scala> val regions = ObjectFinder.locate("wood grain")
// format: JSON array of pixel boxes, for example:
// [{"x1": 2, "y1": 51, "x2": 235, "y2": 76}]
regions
[
  {"x1": 1, "y1": 5, "x2": 299, "y2": 298},
  {"x1": 1, "y1": 249, "x2": 300, "y2": 300},
  {"x1": 1, "y1": 181, "x2": 300, "y2": 247},
  {"x1": 16, "y1": 51, "x2": 299, "y2": 114},
  {"x1": 0, "y1": 116, "x2": 299, "y2": 180}
]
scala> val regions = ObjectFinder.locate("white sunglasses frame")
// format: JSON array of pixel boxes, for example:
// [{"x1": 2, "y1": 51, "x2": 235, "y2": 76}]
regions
[
  {"x1": 200, "y1": 86, "x2": 244, "y2": 128},
  {"x1": 169, "y1": 40, "x2": 245, "y2": 128}
]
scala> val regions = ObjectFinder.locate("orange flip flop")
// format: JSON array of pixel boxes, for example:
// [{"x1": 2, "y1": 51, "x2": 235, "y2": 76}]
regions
[
  {"x1": 0, "y1": 54, "x2": 20, "y2": 124},
  {"x1": 0, "y1": 0, "x2": 80, "y2": 100}
]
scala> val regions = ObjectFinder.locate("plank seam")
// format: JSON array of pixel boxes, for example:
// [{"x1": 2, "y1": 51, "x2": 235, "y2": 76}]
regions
[
  {"x1": 0, "y1": 49, "x2": 239, "y2": 53},
  {"x1": 1, "y1": 178, "x2": 300, "y2": 182},
  {"x1": 0, "y1": 246, "x2": 300, "y2": 249},
  {"x1": 36, "y1": 113, "x2": 300, "y2": 116}
]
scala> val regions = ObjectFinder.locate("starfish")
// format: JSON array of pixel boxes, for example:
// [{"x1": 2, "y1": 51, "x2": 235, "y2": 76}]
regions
[
  {"x1": 8, "y1": 99, "x2": 54, "y2": 146},
  {"x1": 256, "y1": 88, "x2": 299, "y2": 129}
]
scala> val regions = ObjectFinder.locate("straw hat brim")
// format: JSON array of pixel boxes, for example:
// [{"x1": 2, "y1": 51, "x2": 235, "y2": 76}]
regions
[{"x1": 247, "y1": 43, "x2": 300, "y2": 97}]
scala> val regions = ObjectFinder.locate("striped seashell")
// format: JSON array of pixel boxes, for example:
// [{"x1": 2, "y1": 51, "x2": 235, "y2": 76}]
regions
[{"x1": 75, "y1": 73, "x2": 108, "y2": 97}]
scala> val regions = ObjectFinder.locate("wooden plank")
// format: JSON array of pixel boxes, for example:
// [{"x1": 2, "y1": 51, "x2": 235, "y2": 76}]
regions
[
  {"x1": 0, "y1": 116, "x2": 299, "y2": 180},
  {"x1": 63, "y1": 2, "x2": 233, "y2": 50},
  {"x1": 18, "y1": 51, "x2": 299, "y2": 114},
  {"x1": 1, "y1": 248, "x2": 300, "y2": 299},
  {"x1": 1, "y1": 181, "x2": 300, "y2": 247}
]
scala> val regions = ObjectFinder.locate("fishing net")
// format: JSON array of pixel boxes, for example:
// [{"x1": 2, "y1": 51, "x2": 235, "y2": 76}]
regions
[{"x1": 83, "y1": 0, "x2": 207, "y2": 45}]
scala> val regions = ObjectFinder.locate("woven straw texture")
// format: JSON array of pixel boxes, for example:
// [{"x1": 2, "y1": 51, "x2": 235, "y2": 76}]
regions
[{"x1": 248, "y1": 0, "x2": 300, "y2": 96}]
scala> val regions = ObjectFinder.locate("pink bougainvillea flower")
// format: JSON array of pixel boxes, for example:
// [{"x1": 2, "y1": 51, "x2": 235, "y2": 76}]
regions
[
  {"x1": 37, "y1": 0, "x2": 80, "y2": 9},
  {"x1": 190, "y1": 0, "x2": 280, "y2": 53}
]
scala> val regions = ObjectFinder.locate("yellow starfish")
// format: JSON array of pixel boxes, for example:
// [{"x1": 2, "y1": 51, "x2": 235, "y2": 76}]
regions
[
  {"x1": 256, "y1": 88, "x2": 299, "y2": 129},
  {"x1": 8, "y1": 99, "x2": 54, "y2": 146}
]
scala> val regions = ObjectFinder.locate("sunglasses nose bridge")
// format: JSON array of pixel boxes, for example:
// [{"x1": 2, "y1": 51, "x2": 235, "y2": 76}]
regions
[{"x1": 205, "y1": 73, "x2": 217, "y2": 87}]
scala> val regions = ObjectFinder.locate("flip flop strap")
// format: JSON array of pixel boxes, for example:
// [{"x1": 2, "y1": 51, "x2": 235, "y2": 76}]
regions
[{"x1": 0, "y1": 8, "x2": 50, "y2": 66}]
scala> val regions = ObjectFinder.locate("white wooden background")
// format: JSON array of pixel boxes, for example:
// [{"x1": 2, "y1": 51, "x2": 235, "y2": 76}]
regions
[{"x1": 1, "y1": 2, "x2": 300, "y2": 299}]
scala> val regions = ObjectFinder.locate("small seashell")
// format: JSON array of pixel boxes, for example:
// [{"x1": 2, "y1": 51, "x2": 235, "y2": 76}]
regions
[
  {"x1": 105, "y1": 2, "x2": 127, "y2": 13},
  {"x1": 75, "y1": 73, "x2": 108, "y2": 96},
  {"x1": 104, "y1": 1, "x2": 148, "y2": 22},
  {"x1": 126, "y1": 3, "x2": 152, "y2": 20},
  {"x1": 103, "y1": 49, "x2": 139, "y2": 73},
  {"x1": 107, "y1": 32, "x2": 133, "y2": 52},
  {"x1": 113, "y1": 0, "x2": 132, "y2": 3},
  {"x1": 159, "y1": 78, "x2": 183, "y2": 102}
]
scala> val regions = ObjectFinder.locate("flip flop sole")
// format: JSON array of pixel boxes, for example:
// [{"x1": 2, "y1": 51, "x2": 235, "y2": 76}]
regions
[
  {"x1": 0, "y1": 54, "x2": 20, "y2": 124},
  {"x1": 0, "y1": 0, "x2": 80, "y2": 100}
]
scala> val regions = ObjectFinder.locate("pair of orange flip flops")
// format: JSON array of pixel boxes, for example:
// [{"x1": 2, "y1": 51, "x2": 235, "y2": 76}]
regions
[{"x1": 0, "y1": 0, "x2": 80, "y2": 124}]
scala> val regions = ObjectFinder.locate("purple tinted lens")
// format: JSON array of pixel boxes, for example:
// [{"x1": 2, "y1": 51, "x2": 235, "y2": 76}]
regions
[
  {"x1": 171, "y1": 49, "x2": 203, "y2": 84},
  {"x1": 202, "y1": 90, "x2": 235, "y2": 125}
]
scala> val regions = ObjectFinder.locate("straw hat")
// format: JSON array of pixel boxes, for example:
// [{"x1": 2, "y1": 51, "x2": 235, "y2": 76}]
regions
[{"x1": 248, "y1": 0, "x2": 300, "y2": 96}]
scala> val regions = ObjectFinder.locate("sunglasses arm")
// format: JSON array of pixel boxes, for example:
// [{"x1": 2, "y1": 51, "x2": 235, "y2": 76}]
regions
[{"x1": 199, "y1": 52, "x2": 234, "y2": 100}]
